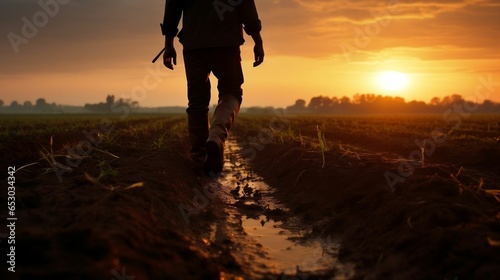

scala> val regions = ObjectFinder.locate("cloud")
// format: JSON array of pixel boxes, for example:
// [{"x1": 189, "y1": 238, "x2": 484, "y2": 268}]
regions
[
  {"x1": 258, "y1": 0, "x2": 500, "y2": 61},
  {"x1": 0, "y1": 0, "x2": 499, "y2": 76},
  {"x1": 0, "y1": 0, "x2": 165, "y2": 74}
]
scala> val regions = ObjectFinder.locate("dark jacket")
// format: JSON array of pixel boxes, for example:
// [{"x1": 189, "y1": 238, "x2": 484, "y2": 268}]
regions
[{"x1": 162, "y1": 0, "x2": 262, "y2": 50}]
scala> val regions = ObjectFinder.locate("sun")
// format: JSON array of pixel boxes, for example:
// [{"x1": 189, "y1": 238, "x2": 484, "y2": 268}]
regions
[{"x1": 376, "y1": 71, "x2": 410, "y2": 92}]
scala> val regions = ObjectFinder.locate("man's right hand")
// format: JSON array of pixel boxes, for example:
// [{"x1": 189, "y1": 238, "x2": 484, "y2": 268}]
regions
[
  {"x1": 163, "y1": 38, "x2": 177, "y2": 70},
  {"x1": 253, "y1": 43, "x2": 264, "y2": 67},
  {"x1": 251, "y1": 32, "x2": 264, "y2": 67}
]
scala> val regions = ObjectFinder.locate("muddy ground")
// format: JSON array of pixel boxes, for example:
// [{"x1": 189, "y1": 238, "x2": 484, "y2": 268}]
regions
[
  {"x1": 1, "y1": 114, "x2": 500, "y2": 280},
  {"x1": 233, "y1": 115, "x2": 500, "y2": 280}
]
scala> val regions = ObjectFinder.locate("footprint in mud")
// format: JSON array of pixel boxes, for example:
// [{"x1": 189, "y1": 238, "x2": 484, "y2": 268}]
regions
[{"x1": 206, "y1": 139, "x2": 354, "y2": 279}]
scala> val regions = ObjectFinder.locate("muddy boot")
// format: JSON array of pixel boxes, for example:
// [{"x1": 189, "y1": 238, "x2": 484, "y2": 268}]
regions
[
  {"x1": 188, "y1": 113, "x2": 209, "y2": 173},
  {"x1": 204, "y1": 94, "x2": 240, "y2": 178}
]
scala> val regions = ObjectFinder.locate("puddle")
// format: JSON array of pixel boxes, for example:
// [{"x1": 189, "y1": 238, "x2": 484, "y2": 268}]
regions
[
  {"x1": 210, "y1": 139, "x2": 354, "y2": 279},
  {"x1": 242, "y1": 215, "x2": 340, "y2": 275}
]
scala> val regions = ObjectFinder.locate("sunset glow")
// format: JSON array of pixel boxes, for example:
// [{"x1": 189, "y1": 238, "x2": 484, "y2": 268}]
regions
[
  {"x1": 0, "y1": 0, "x2": 499, "y2": 107},
  {"x1": 376, "y1": 71, "x2": 410, "y2": 93}
]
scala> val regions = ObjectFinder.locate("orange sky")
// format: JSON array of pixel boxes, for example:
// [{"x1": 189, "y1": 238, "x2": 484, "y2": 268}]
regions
[{"x1": 1, "y1": 0, "x2": 500, "y2": 108}]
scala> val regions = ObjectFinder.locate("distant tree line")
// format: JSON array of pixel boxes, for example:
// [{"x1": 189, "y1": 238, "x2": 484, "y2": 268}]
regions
[
  {"x1": 0, "y1": 95, "x2": 140, "y2": 114},
  {"x1": 286, "y1": 94, "x2": 500, "y2": 114},
  {"x1": 84, "y1": 95, "x2": 139, "y2": 114},
  {"x1": 2, "y1": 93, "x2": 499, "y2": 115},
  {"x1": 0, "y1": 98, "x2": 67, "y2": 113}
]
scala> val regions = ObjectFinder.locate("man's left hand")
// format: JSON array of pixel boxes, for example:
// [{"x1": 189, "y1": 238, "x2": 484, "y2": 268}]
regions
[{"x1": 163, "y1": 40, "x2": 177, "y2": 70}]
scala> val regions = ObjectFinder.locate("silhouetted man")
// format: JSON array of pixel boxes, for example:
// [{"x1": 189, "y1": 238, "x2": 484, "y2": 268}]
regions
[{"x1": 162, "y1": 0, "x2": 264, "y2": 177}]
